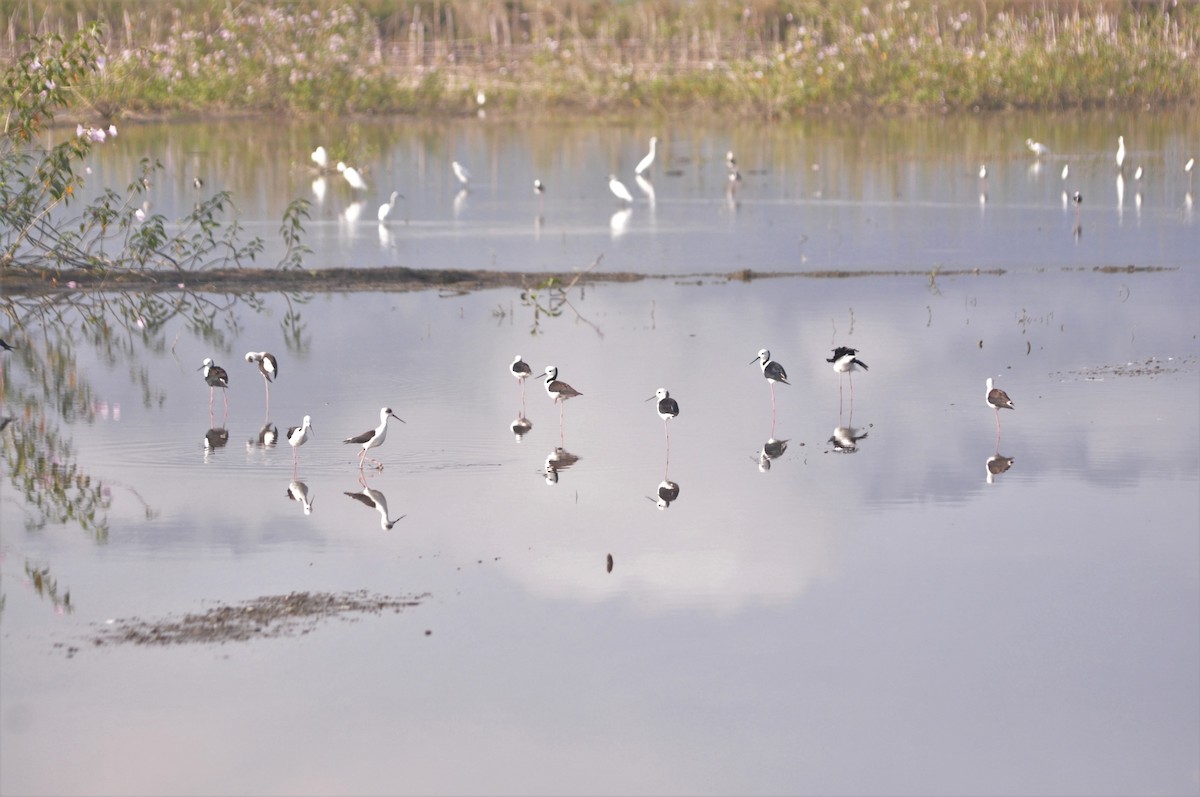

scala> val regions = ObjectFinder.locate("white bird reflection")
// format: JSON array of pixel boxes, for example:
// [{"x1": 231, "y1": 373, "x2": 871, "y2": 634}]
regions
[
  {"x1": 287, "y1": 480, "x2": 315, "y2": 515},
  {"x1": 634, "y1": 173, "x2": 656, "y2": 209},
  {"x1": 610, "y1": 207, "x2": 632, "y2": 238},
  {"x1": 345, "y1": 479, "x2": 404, "y2": 530},
  {"x1": 342, "y1": 200, "x2": 364, "y2": 224}
]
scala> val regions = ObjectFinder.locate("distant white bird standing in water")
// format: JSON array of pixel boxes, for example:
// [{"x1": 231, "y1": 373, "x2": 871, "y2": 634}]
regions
[
  {"x1": 1115, "y1": 135, "x2": 1126, "y2": 171},
  {"x1": 608, "y1": 174, "x2": 633, "y2": 204},
  {"x1": 337, "y1": 161, "x2": 367, "y2": 191},
  {"x1": 985, "y1": 377, "x2": 1015, "y2": 437},
  {"x1": 726, "y1": 150, "x2": 738, "y2": 172},
  {"x1": 1133, "y1": 165, "x2": 1143, "y2": 181},
  {"x1": 311, "y1": 146, "x2": 329, "y2": 172},
  {"x1": 452, "y1": 160, "x2": 471, "y2": 187},
  {"x1": 344, "y1": 407, "x2": 405, "y2": 470},
  {"x1": 377, "y1": 190, "x2": 400, "y2": 222},
  {"x1": 1186, "y1": 157, "x2": 1195, "y2": 188},
  {"x1": 1061, "y1": 163, "x2": 1070, "y2": 181},
  {"x1": 533, "y1": 179, "x2": 545, "y2": 196},
  {"x1": 978, "y1": 164, "x2": 987, "y2": 181},
  {"x1": 1026, "y1": 138, "x2": 1050, "y2": 158},
  {"x1": 635, "y1": 136, "x2": 658, "y2": 176}
]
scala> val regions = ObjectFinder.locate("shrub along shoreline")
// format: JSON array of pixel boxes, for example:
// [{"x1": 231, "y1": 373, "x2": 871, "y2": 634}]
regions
[{"x1": 5, "y1": 1, "x2": 1198, "y2": 119}]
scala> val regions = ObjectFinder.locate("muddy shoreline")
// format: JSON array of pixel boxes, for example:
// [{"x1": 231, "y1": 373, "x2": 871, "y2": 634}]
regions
[{"x1": 1, "y1": 264, "x2": 1168, "y2": 297}]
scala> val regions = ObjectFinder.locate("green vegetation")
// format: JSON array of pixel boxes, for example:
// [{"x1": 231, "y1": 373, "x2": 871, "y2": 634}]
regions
[{"x1": 2, "y1": 0, "x2": 1196, "y2": 118}]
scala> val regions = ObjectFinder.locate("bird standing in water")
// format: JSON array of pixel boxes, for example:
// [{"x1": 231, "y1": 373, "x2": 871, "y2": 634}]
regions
[
  {"x1": 344, "y1": 407, "x2": 405, "y2": 471},
  {"x1": 199, "y1": 357, "x2": 229, "y2": 415}
]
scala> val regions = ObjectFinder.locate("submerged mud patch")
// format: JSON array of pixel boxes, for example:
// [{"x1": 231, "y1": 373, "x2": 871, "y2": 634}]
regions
[
  {"x1": 1055, "y1": 355, "x2": 1195, "y2": 381},
  {"x1": 87, "y1": 590, "x2": 428, "y2": 650}
]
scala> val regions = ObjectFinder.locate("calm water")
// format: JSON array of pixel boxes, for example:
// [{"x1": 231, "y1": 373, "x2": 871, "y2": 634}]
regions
[{"x1": 2, "y1": 112, "x2": 1198, "y2": 797}]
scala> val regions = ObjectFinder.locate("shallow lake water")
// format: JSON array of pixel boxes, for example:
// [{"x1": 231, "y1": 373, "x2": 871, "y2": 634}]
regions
[{"x1": 2, "y1": 112, "x2": 1198, "y2": 796}]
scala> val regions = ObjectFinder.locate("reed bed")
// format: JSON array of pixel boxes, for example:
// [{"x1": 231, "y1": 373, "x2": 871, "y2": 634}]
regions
[{"x1": 3, "y1": 0, "x2": 1197, "y2": 117}]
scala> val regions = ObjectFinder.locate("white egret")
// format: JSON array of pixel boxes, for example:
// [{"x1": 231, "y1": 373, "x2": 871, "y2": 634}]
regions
[{"x1": 634, "y1": 136, "x2": 658, "y2": 176}]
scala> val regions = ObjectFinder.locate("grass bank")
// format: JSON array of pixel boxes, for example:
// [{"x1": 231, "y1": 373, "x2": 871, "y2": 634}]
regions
[{"x1": 3, "y1": 0, "x2": 1198, "y2": 118}]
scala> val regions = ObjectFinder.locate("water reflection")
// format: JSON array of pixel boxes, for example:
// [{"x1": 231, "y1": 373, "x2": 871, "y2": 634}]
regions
[
  {"x1": 286, "y1": 480, "x2": 315, "y2": 515},
  {"x1": 757, "y1": 437, "x2": 789, "y2": 472},
  {"x1": 651, "y1": 479, "x2": 681, "y2": 510},
  {"x1": 986, "y1": 453, "x2": 1016, "y2": 484},
  {"x1": 543, "y1": 447, "x2": 581, "y2": 486},
  {"x1": 203, "y1": 427, "x2": 230, "y2": 453},
  {"x1": 829, "y1": 425, "x2": 869, "y2": 454},
  {"x1": 510, "y1": 415, "x2": 533, "y2": 442},
  {"x1": 345, "y1": 477, "x2": 403, "y2": 530},
  {"x1": 247, "y1": 422, "x2": 278, "y2": 450}
]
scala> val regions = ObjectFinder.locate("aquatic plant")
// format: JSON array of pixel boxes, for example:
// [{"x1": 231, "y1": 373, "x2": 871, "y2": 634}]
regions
[
  {"x1": 1, "y1": 25, "x2": 312, "y2": 276},
  {"x1": 3, "y1": 1, "x2": 1196, "y2": 116}
]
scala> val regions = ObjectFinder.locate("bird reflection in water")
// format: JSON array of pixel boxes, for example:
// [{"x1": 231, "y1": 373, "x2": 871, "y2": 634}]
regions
[
  {"x1": 286, "y1": 480, "x2": 315, "y2": 515},
  {"x1": 345, "y1": 477, "x2": 404, "y2": 530},
  {"x1": 202, "y1": 427, "x2": 229, "y2": 462},
  {"x1": 828, "y1": 424, "x2": 869, "y2": 453},
  {"x1": 247, "y1": 422, "x2": 278, "y2": 450},
  {"x1": 985, "y1": 453, "x2": 1015, "y2": 484},
  {"x1": 649, "y1": 479, "x2": 681, "y2": 509},
  {"x1": 510, "y1": 415, "x2": 533, "y2": 442},
  {"x1": 757, "y1": 437, "x2": 789, "y2": 472},
  {"x1": 543, "y1": 447, "x2": 581, "y2": 485}
]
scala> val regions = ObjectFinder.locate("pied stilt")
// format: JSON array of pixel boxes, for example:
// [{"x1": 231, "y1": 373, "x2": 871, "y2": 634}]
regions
[
  {"x1": 986, "y1": 377, "x2": 1015, "y2": 437},
  {"x1": 646, "y1": 387, "x2": 679, "y2": 454},
  {"x1": 751, "y1": 349, "x2": 789, "y2": 413},
  {"x1": 198, "y1": 357, "x2": 229, "y2": 414},
  {"x1": 287, "y1": 415, "x2": 313, "y2": 475},
  {"x1": 543, "y1": 366, "x2": 582, "y2": 443},
  {"x1": 244, "y1": 351, "x2": 278, "y2": 415},
  {"x1": 511, "y1": 355, "x2": 532, "y2": 401},
  {"x1": 344, "y1": 407, "x2": 404, "y2": 470},
  {"x1": 827, "y1": 346, "x2": 868, "y2": 408}
]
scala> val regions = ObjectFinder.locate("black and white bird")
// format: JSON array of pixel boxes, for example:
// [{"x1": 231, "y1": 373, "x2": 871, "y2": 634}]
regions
[
  {"x1": 751, "y1": 349, "x2": 789, "y2": 413},
  {"x1": 827, "y1": 346, "x2": 868, "y2": 406},
  {"x1": 542, "y1": 366, "x2": 583, "y2": 405},
  {"x1": 511, "y1": 355, "x2": 533, "y2": 383},
  {"x1": 986, "y1": 377, "x2": 1015, "y2": 436},
  {"x1": 244, "y1": 351, "x2": 278, "y2": 413},
  {"x1": 0, "y1": 338, "x2": 15, "y2": 351},
  {"x1": 198, "y1": 357, "x2": 229, "y2": 414},
  {"x1": 287, "y1": 415, "x2": 312, "y2": 473},
  {"x1": 344, "y1": 407, "x2": 405, "y2": 470},
  {"x1": 646, "y1": 387, "x2": 680, "y2": 452}
]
